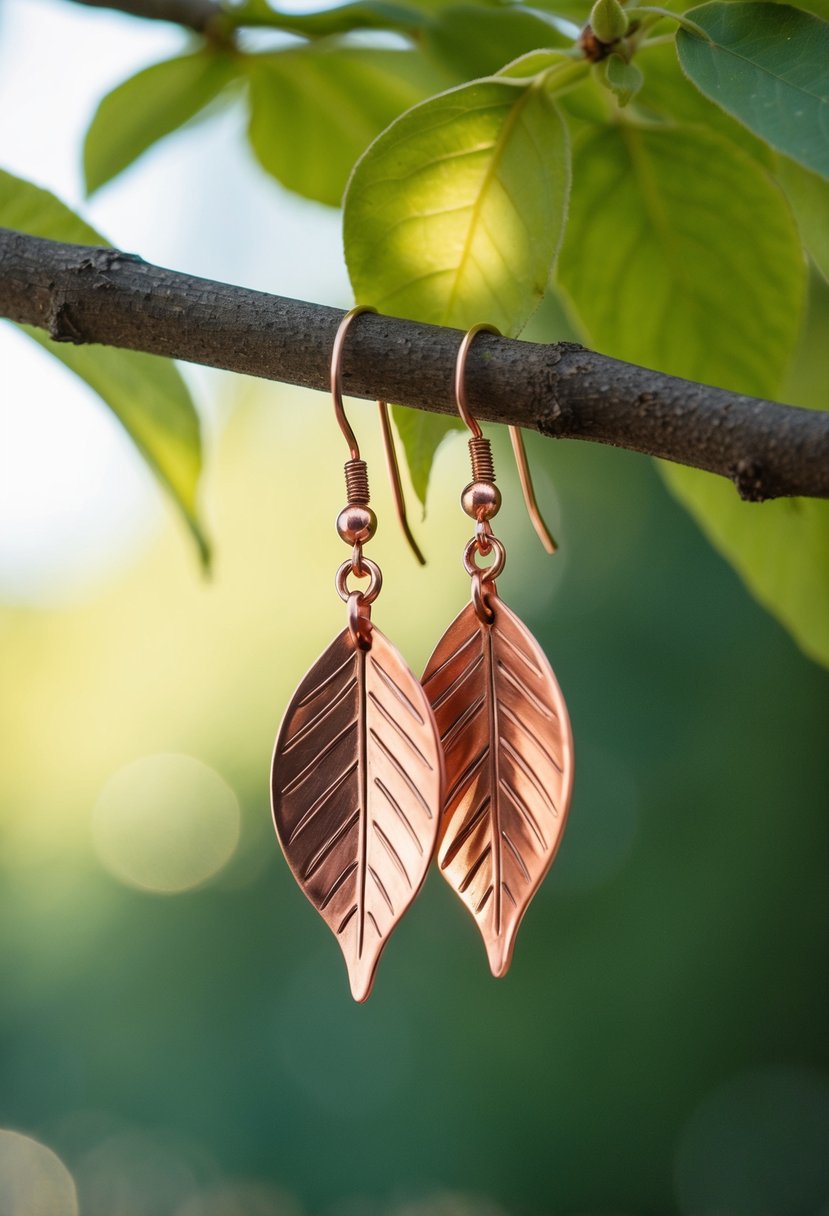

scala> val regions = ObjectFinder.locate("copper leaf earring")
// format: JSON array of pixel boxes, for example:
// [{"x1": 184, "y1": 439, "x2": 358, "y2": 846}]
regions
[
  {"x1": 422, "y1": 325, "x2": 575, "y2": 978},
  {"x1": 271, "y1": 307, "x2": 444, "y2": 1002}
]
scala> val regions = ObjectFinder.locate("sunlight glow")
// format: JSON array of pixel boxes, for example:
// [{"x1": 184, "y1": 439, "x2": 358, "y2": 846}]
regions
[
  {"x1": 91, "y1": 753, "x2": 241, "y2": 893},
  {"x1": 0, "y1": 1129, "x2": 78, "y2": 1216}
]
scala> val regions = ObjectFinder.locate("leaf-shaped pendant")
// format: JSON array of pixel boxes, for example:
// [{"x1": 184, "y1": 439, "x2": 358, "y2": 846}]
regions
[
  {"x1": 422, "y1": 596, "x2": 574, "y2": 978},
  {"x1": 272, "y1": 626, "x2": 444, "y2": 1002}
]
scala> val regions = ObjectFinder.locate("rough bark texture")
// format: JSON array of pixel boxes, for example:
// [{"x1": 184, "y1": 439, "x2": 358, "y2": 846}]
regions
[{"x1": 2, "y1": 228, "x2": 828, "y2": 500}]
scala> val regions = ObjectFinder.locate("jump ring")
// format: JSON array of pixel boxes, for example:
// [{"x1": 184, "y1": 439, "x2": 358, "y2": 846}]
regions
[
  {"x1": 463, "y1": 535, "x2": 506, "y2": 582},
  {"x1": 351, "y1": 542, "x2": 368, "y2": 578},
  {"x1": 347, "y1": 590, "x2": 373, "y2": 649},
  {"x1": 475, "y1": 519, "x2": 493, "y2": 555},
  {"x1": 336, "y1": 556, "x2": 383, "y2": 604},
  {"x1": 471, "y1": 572, "x2": 496, "y2": 624}
]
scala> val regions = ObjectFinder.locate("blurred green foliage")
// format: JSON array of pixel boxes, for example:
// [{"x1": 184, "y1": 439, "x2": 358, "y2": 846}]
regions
[
  {"x1": 2, "y1": 0, "x2": 829, "y2": 1210},
  {"x1": 0, "y1": 171, "x2": 208, "y2": 566},
  {"x1": 1, "y1": 385, "x2": 827, "y2": 1214}
]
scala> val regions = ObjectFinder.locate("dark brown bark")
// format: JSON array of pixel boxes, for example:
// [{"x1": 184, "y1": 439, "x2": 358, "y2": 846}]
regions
[
  {"x1": 2, "y1": 228, "x2": 828, "y2": 500},
  {"x1": 67, "y1": 0, "x2": 222, "y2": 33}
]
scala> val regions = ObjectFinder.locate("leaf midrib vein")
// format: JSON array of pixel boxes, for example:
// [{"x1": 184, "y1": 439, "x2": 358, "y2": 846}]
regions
[
  {"x1": 444, "y1": 86, "x2": 535, "y2": 324},
  {"x1": 357, "y1": 646, "x2": 368, "y2": 959},
  {"x1": 697, "y1": 28, "x2": 829, "y2": 106},
  {"x1": 618, "y1": 125, "x2": 693, "y2": 299},
  {"x1": 484, "y1": 621, "x2": 502, "y2": 934}
]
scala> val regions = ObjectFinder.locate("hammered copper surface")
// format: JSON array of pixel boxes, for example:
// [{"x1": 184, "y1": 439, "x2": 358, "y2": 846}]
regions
[
  {"x1": 272, "y1": 626, "x2": 444, "y2": 1002},
  {"x1": 422, "y1": 596, "x2": 574, "y2": 977}
]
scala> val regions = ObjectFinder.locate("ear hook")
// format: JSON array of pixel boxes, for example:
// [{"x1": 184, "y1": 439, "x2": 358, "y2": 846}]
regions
[
  {"x1": 455, "y1": 323, "x2": 558, "y2": 555},
  {"x1": 331, "y1": 306, "x2": 426, "y2": 565},
  {"x1": 377, "y1": 400, "x2": 426, "y2": 566},
  {"x1": 331, "y1": 305, "x2": 370, "y2": 461}
]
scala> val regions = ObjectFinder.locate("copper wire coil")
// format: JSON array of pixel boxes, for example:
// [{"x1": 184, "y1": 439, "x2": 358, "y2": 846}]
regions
[
  {"x1": 344, "y1": 458, "x2": 370, "y2": 504},
  {"x1": 468, "y1": 436, "x2": 495, "y2": 484}
]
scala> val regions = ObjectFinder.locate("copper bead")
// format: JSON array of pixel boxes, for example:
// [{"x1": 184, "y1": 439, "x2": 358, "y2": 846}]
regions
[
  {"x1": 461, "y1": 481, "x2": 502, "y2": 521},
  {"x1": 336, "y1": 504, "x2": 377, "y2": 544}
]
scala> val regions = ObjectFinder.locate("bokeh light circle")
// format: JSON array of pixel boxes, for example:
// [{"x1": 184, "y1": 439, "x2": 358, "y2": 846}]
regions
[
  {"x1": 92, "y1": 753, "x2": 240, "y2": 894},
  {"x1": 0, "y1": 1129, "x2": 78, "y2": 1216},
  {"x1": 674, "y1": 1065, "x2": 829, "y2": 1215}
]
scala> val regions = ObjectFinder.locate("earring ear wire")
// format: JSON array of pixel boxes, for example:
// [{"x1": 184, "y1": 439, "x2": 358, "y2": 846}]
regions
[
  {"x1": 332, "y1": 305, "x2": 425, "y2": 565},
  {"x1": 509, "y1": 427, "x2": 558, "y2": 555},
  {"x1": 455, "y1": 322, "x2": 557, "y2": 555},
  {"x1": 377, "y1": 399, "x2": 426, "y2": 566}
]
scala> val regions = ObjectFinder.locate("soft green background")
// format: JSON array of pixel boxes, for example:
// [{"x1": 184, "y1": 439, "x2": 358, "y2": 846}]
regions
[
  {"x1": 2, "y1": 0, "x2": 829, "y2": 1211},
  {"x1": 1, "y1": 373, "x2": 827, "y2": 1214}
]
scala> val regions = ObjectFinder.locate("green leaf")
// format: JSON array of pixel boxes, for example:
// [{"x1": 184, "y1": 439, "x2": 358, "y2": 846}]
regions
[
  {"x1": 521, "y1": 0, "x2": 594, "y2": 21},
  {"x1": 776, "y1": 156, "x2": 829, "y2": 281},
  {"x1": 344, "y1": 76, "x2": 571, "y2": 500},
  {"x1": 636, "y1": 41, "x2": 775, "y2": 167},
  {"x1": 246, "y1": 46, "x2": 448, "y2": 206},
  {"x1": 0, "y1": 170, "x2": 208, "y2": 565},
  {"x1": 676, "y1": 2, "x2": 829, "y2": 179},
  {"x1": 557, "y1": 124, "x2": 804, "y2": 390},
  {"x1": 424, "y1": 5, "x2": 569, "y2": 78},
  {"x1": 84, "y1": 49, "x2": 239, "y2": 195},
  {"x1": 555, "y1": 125, "x2": 829, "y2": 667},
  {"x1": 660, "y1": 469, "x2": 829, "y2": 669},
  {"x1": 22, "y1": 328, "x2": 209, "y2": 567},
  {"x1": 798, "y1": 0, "x2": 829, "y2": 19},
  {"x1": 225, "y1": 0, "x2": 474, "y2": 32},
  {"x1": 696, "y1": 0, "x2": 829, "y2": 24},
  {"x1": 599, "y1": 53, "x2": 643, "y2": 106},
  {"x1": 497, "y1": 49, "x2": 574, "y2": 80}
]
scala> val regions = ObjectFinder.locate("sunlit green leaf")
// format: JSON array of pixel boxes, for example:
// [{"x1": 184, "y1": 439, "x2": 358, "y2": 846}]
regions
[
  {"x1": 424, "y1": 5, "x2": 569, "y2": 78},
  {"x1": 677, "y1": 2, "x2": 829, "y2": 179},
  {"x1": 777, "y1": 157, "x2": 829, "y2": 282},
  {"x1": 0, "y1": 170, "x2": 208, "y2": 565},
  {"x1": 555, "y1": 125, "x2": 829, "y2": 668},
  {"x1": 246, "y1": 46, "x2": 448, "y2": 206},
  {"x1": 84, "y1": 49, "x2": 239, "y2": 195},
  {"x1": 344, "y1": 76, "x2": 571, "y2": 500},
  {"x1": 557, "y1": 125, "x2": 804, "y2": 390},
  {"x1": 497, "y1": 49, "x2": 573, "y2": 80}
]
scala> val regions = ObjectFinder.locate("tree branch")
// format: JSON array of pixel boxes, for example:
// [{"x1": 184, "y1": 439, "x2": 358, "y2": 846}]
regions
[
  {"x1": 2, "y1": 228, "x2": 828, "y2": 501},
  {"x1": 67, "y1": 0, "x2": 222, "y2": 33}
]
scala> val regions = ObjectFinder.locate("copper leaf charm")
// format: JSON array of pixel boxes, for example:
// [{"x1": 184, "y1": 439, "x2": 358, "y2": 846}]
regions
[
  {"x1": 272, "y1": 626, "x2": 444, "y2": 1002},
  {"x1": 422, "y1": 597, "x2": 574, "y2": 978}
]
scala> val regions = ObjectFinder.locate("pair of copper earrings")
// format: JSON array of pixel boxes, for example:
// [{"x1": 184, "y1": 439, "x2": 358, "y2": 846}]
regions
[{"x1": 271, "y1": 307, "x2": 574, "y2": 1001}]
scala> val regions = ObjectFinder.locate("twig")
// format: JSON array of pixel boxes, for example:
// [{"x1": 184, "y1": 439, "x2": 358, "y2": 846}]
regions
[
  {"x1": 67, "y1": 0, "x2": 221, "y2": 33},
  {"x1": 2, "y1": 228, "x2": 828, "y2": 501}
]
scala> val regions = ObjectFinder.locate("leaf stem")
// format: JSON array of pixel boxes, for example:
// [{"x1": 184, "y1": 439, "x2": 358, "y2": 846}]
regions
[
  {"x1": 626, "y1": 6, "x2": 712, "y2": 40},
  {"x1": 540, "y1": 57, "x2": 591, "y2": 97},
  {"x1": 637, "y1": 32, "x2": 678, "y2": 48}
]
